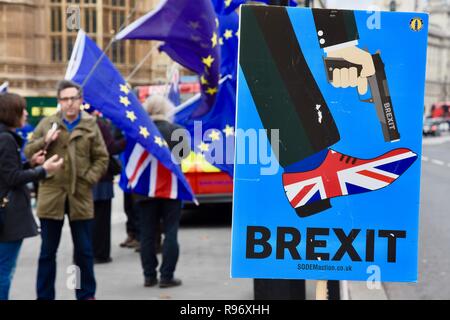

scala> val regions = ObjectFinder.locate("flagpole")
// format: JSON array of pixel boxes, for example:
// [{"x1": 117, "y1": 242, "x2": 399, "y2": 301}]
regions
[
  {"x1": 126, "y1": 44, "x2": 157, "y2": 82},
  {"x1": 80, "y1": 3, "x2": 139, "y2": 88}
]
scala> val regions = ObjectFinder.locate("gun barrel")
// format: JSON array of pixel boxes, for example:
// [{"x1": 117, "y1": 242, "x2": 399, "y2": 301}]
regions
[{"x1": 369, "y1": 53, "x2": 400, "y2": 142}]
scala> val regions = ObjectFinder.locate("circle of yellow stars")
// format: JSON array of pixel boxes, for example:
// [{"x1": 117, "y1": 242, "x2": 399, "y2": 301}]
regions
[{"x1": 118, "y1": 83, "x2": 168, "y2": 148}]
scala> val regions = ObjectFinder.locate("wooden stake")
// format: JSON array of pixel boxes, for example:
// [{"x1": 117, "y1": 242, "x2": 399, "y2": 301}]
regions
[{"x1": 316, "y1": 280, "x2": 328, "y2": 300}]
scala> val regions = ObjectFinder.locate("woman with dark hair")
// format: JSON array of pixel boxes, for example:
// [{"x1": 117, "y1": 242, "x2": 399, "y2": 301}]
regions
[{"x1": 0, "y1": 92, "x2": 63, "y2": 300}]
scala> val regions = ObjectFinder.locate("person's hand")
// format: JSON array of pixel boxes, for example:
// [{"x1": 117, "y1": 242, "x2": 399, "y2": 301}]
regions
[
  {"x1": 326, "y1": 46, "x2": 375, "y2": 95},
  {"x1": 45, "y1": 124, "x2": 61, "y2": 144},
  {"x1": 30, "y1": 150, "x2": 47, "y2": 167},
  {"x1": 42, "y1": 154, "x2": 64, "y2": 174}
]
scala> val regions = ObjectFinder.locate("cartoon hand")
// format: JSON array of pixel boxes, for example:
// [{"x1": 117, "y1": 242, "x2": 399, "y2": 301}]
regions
[{"x1": 326, "y1": 46, "x2": 375, "y2": 95}]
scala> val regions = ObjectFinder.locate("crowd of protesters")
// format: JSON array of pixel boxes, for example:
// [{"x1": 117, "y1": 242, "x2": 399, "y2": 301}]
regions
[{"x1": 0, "y1": 80, "x2": 187, "y2": 300}]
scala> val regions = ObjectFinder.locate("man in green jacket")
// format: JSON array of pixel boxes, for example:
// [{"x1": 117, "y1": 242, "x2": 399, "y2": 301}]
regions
[{"x1": 25, "y1": 80, "x2": 109, "y2": 300}]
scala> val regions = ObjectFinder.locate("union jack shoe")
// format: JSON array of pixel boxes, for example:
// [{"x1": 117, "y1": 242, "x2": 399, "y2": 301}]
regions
[{"x1": 282, "y1": 148, "x2": 418, "y2": 218}]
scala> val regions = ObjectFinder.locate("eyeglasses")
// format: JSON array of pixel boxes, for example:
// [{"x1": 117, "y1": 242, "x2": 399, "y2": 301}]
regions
[{"x1": 59, "y1": 95, "x2": 81, "y2": 103}]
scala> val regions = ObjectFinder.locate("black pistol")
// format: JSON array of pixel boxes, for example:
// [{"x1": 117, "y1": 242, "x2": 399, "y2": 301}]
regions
[{"x1": 324, "y1": 52, "x2": 400, "y2": 142}]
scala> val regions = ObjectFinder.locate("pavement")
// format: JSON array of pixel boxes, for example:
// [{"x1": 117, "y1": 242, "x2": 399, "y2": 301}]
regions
[
  {"x1": 17, "y1": 129, "x2": 449, "y2": 302},
  {"x1": 9, "y1": 185, "x2": 391, "y2": 300},
  {"x1": 10, "y1": 193, "x2": 253, "y2": 300}
]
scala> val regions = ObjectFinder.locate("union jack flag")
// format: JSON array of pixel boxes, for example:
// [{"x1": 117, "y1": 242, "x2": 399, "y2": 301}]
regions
[
  {"x1": 120, "y1": 141, "x2": 195, "y2": 202},
  {"x1": 282, "y1": 148, "x2": 417, "y2": 209}
]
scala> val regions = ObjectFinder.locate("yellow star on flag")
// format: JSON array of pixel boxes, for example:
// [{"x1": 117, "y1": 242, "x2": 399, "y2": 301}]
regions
[
  {"x1": 219, "y1": 37, "x2": 224, "y2": 46},
  {"x1": 198, "y1": 142, "x2": 210, "y2": 152},
  {"x1": 206, "y1": 87, "x2": 218, "y2": 96},
  {"x1": 191, "y1": 34, "x2": 201, "y2": 42},
  {"x1": 189, "y1": 21, "x2": 200, "y2": 29},
  {"x1": 120, "y1": 84, "x2": 130, "y2": 95},
  {"x1": 139, "y1": 126, "x2": 150, "y2": 139},
  {"x1": 225, "y1": 0, "x2": 232, "y2": 7},
  {"x1": 224, "y1": 29, "x2": 233, "y2": 40},
  {"x1": 154, "y1": 136, "x2": 164, "y2": 147},
  {"x1": 126, "y1": 110, "x2": 137, "y2": 122},
  {"x1": 120, "y1": 96, "x2": 131, "y2": 107},
  {"x1": 200, "y1": 75, "x2": 209, "y2": 86},
  {"x1": 202, "y1": 55, "x2": 214, "y2": 68},
  {"x1": 208, "y1": 130, "x2": 221, "y2": 141},
  {"x1": 215, "y1": 18, "x2": 219, "y2": 28},
  {"x1": 223, "y1": 125, "x2": 234, "y2": 137},
  {"x1": 211, "y1": 32, "x2": 218, "y2": 48}
]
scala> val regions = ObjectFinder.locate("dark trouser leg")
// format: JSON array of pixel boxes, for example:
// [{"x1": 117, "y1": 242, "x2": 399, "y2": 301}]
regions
[
  {"x1": 159, "y1": 199, "x2": 182, "y2": 281},
  {"x1": 239, "y1": 6, "x2": 339, "y2": 215},
  {"x1": 93, "y1": 200, "x2": 112, "y2": 260},
  {"x1": 0, "y1": 240, "x2": 23, "y2": 300},
  {"x1": 36, "y1": 219, "x2": 64, "y2": 300},
  {"x1": 136, "y1": 199, "x2": 159, "y2": 280},
  {"x1": 124, "y1": 192, "x2": 137, "y2": 238},
  {"x1": 69, "y1": 219, "x2": 96, "y2": 300}
]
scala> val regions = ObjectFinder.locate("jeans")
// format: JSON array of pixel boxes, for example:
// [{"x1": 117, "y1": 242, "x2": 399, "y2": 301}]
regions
[
  {"x1": 36, "y1": 218, "x2": 96, "y2": 300},
  {"x1": 135, "y1": 198, "x2": 182, "y2": 281},
  {"x1": 0, "y1": 240, "x2": 22, "y2": 300}
]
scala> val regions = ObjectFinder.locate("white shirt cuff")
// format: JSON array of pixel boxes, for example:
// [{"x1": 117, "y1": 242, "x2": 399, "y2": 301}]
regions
[{"x1": 324, "y1": 40, "x2": 359, "y2": 53}]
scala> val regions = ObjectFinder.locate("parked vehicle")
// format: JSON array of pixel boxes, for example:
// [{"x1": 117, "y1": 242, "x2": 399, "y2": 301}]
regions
[
  {"x1": 181, "y1": 152, "x2": 232, "y2": 204},
  {"x1": 423, "y1": 117, "x2": 448, "y2": 136}
]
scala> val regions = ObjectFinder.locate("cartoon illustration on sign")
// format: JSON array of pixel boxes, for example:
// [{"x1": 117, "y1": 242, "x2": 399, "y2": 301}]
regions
[
  {"x1": 239, "y1": 7, "x2": 418, "y2": 218},
  {"x1": 232, "y1": 5, "x2": 428, "y2": 282}
]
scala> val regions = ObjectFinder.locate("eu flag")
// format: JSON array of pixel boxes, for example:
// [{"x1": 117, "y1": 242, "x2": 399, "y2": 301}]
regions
[
  {"x1": 65, "y1": 30, "x2": 195, "y2": 202},
  {"x1": 167, "y1": 67, "x2": 181, "y2": 106},
  {"x1": 218, "y1": 11, "x2": 239, "y2": 79},
  {"x1": 0, "y1": 81, "x2": 8, "y2": 93},
  {"x1": 115, "y1": 0, "x2": 220, "y2": 118},
  {"x1": 175, "y1": 76, "x2": 236, "y2": 176}
]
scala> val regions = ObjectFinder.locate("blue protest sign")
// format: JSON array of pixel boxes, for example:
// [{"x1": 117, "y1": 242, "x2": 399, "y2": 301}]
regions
[{"x1": 231, "y1": 6, "x2": 428, "y2": 282}]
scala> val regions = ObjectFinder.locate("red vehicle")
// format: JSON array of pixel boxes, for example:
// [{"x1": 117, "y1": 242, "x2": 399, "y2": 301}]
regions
[
  {"x1": 136, "y1": 84, "x2": 233, "y2": 204},
  {"x1": 181, "y1": 153, "x2": 233, "y2": 204},
  {"x1": 430, "y1": 101, "x2": 450, "y2": 119}
]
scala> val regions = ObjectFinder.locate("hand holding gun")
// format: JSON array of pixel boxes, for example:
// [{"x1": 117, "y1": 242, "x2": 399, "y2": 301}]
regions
[{"x1": 324, "y1": 46, "x2": 400, "y2": 142}]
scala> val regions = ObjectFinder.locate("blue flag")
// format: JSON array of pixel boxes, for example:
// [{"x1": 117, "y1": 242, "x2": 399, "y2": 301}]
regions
[
  {"x1": 167, "y1": 67, "x2": 181, "y2": 106},
  {"x1": 175, "y1": 76, "x2": 236, "y2": 176},
  {"x1": 115, "y1": 0, "x2": 220, "y2": 118},
  {"x1": 65, "y1": 30, "x2": 195, "y2": 202},
  {"x1": 218, "y1": 12, "x2": 239, "y2": 79},
  {"x1": 16, "y1": 123, "x2": 35, "y2": 163},
  {"x1": 0, "y1": 81, "x2": 8, "y2": 93}
]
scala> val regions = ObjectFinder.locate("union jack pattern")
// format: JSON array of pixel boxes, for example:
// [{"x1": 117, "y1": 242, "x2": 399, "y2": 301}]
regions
[
  {"x1": 120, "y1": 142, "x2": 192, "y2": 201},
  {"x1": 282, "y1": 148, "x2": 417, "y2": 209}
]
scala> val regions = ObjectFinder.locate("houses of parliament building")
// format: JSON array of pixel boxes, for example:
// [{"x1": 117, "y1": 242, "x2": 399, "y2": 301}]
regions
[{"x1": 0, "y1": 0, "x2": 172, "y2": 97}]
